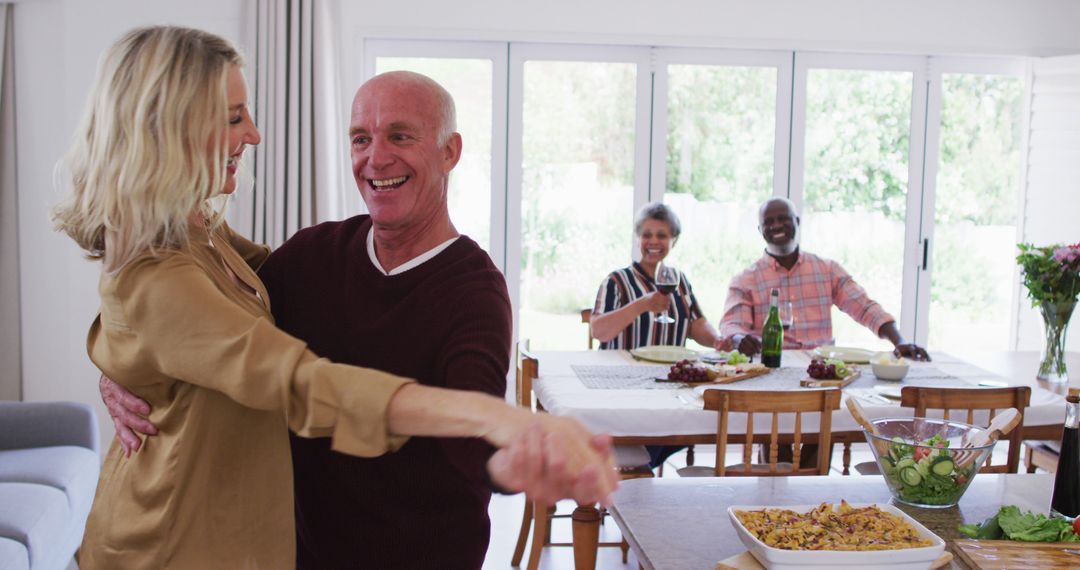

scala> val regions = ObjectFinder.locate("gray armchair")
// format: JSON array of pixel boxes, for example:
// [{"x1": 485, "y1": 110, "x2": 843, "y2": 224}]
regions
[{"x1": 0, "y1": 401, "x2": 100, "y2": 570}]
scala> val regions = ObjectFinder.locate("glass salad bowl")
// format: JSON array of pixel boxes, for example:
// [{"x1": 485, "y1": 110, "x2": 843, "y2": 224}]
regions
[{"x1": 864, "y1": 417, "x2": 996, "y2": 508}]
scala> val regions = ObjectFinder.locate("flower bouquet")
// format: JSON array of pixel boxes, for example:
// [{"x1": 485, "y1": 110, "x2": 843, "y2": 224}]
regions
[{"x1": 1016, "y1": 243, "x2": 1080, "y2": 382}]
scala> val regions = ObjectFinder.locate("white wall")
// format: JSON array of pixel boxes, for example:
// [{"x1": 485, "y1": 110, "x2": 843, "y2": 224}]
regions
[
  {"x1": 337, "y1": 1, "x2": 1080, "y2": 136},
  {"x1": 336, "y1": 0, "x2": 1080, "y2": 119},
  {"x1": 14, "y1": 0, "x2": 250, "y2": 451},
  {"x1": 338, "y1": 0, "x2": 1080, "y2": 91}
]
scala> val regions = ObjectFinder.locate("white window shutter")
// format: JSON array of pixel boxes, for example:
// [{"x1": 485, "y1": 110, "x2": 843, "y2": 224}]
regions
[{"x1": 1016, "y1": 54, "x2": 1080, "y2": 351}]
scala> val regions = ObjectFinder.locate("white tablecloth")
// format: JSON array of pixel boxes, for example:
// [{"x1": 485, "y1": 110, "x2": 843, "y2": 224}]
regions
[{"x1": 533, "y1": 350, "x2": 1065, "y2": 437}]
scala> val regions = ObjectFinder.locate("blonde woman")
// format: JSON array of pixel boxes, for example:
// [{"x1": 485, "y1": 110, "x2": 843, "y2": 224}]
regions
[{"x1": 54, "y1": 26, "x2": 615, "y2": 569}]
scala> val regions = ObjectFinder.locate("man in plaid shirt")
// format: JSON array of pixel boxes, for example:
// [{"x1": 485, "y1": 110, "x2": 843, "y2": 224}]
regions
[{"x1": 719, "y1": 197, "x2": 929, "y2": 361}]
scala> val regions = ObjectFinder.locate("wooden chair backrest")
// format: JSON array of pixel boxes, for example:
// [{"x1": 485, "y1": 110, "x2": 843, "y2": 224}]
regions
[
  {"x1": 515, "y1": 340, "x2": 539, "y2": 411},
  {"x1": 580, "y1": 308, "x2": 595, "y2": 350},
  {"x1": 900, "y1": 386, "x2": 1031, "y2": 474},
  {"x1": 702, "y1": 388, "x2": 841, "y2": 477}
]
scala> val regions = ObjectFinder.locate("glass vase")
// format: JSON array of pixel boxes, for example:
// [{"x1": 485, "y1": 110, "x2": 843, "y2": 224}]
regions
[{"x1": 1038, "y1": 300, "x2": 1075, "y2": 383}]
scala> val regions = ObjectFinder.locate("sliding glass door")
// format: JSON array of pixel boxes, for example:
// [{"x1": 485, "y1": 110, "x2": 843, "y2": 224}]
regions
[
  {"x1": 508, "y1": 45, "x2": 651, "y2": 350},
  {"x1": 920, "y1": 60, "x2": 1027, "y2": 351},
  {"x1": 363, "y1": 39, "x2": 1030, "y2": 353},
  {"x1": 790, "y1": 54, "x2": 927, "y2": 349},
  {"x1": 650, "y1": 50, "x2": 792, "y2": 345}
]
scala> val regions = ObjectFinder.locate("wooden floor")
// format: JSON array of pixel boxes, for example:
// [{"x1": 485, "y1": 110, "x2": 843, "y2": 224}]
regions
[{"x1": 483, "y1": 442, "x2": 1024, "y2": 569}]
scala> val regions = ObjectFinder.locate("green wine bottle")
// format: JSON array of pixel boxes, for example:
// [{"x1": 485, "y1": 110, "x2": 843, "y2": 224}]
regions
[{"x1": 761, "y1": 288, "x2": 783, "y2": 368}]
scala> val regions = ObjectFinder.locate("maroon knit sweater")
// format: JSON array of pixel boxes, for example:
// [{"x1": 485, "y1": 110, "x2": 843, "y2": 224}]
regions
[{"x1": 258, "y1": 215, "x2": 512, "y2": 569}]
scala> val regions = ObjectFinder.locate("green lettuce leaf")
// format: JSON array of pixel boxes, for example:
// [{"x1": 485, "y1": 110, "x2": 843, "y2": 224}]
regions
[
  {"x1": 997, "y1": 505, "x2": 1079, "y2": 542},
  {"x1": 957, "y1": 523, "x2": 980, "y2": 539}
]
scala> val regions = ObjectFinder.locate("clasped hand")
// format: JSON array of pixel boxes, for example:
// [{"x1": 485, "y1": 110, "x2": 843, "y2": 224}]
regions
[
  {"x1": 100, "y1": 374, "x2": 619, "y2": 507},
  {"x1": 639, "y1": 291, "x2": 671, "y2": 314}
]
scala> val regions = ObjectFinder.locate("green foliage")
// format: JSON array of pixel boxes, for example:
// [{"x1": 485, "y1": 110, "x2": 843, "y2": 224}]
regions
[
  {"x1": 520, "y1": 62, "x2": 639, "y2": 317},
  {"x1": 938, "y1": 75, "x2": 1023, "y2": 226},
  {"x1": 804, "y1": 69, "x2": 911, "y2": 220},
  {"x1": 665, "y1": 65, "x2": 776, "y2": 202},
  {"x1": 523, "y1": 61, "x2": 636, "y2": 188},
  {"x1": 928, "y1": 225, "x2": 1005, "y2": 318},
  {"x1": 1016, "y1": 243, "x2": 1080, "y2": 306}
]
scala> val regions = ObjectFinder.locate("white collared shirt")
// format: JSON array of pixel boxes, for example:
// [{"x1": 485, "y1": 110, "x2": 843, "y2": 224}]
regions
[{"x1": 366, "y1": 228, "x2": 459, "y2": 276}]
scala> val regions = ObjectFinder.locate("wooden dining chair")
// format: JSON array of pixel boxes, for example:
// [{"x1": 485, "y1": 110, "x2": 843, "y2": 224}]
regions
[
  {"x1": 580, "y1": 308, "x2": 595, "y2": 349},
  {"x1": 1024, "y1": 440, "x2": 1059, "y2": 473},
  {"x1": 678, "y1": 388, "x2": 842, "y2": 477},
  {"x1": 510, "y1": 341, "x2": 654, "y2": 570},
  {"x1": 901, "y1": 386, "x2": 1031, "y2": 474}
]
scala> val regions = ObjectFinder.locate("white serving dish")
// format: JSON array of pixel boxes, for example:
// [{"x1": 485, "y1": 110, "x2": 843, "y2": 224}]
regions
[
  {"x1": 811, "y1": 346, "x2": 875, "y2": 364},
  {"x1": 727, "y1": 503, "x2": 945, "y2": 569}
]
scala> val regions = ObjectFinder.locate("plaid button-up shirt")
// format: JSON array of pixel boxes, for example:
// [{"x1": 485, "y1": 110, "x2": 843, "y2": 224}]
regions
[{"x1": 719, "y1": 250, "x2": 894, "y2": 349}]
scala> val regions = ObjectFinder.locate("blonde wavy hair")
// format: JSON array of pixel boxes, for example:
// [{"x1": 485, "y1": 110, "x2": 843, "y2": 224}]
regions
[{"x1": 53, "y1": 26, "x2": 242, "y2": 273}]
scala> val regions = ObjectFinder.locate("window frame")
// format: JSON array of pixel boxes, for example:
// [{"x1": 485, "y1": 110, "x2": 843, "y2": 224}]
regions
[{"x1": 358, "y1": 38, "x2": 1034, "y2": 351}]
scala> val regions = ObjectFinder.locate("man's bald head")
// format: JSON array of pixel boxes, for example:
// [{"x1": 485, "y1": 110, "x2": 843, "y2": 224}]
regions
[
  {"x1": 758, "y1": 197, "x2": 798, "y2": 223},
  {"x1": 355, "y1": 70, "x2": 457, "y2": 145}
]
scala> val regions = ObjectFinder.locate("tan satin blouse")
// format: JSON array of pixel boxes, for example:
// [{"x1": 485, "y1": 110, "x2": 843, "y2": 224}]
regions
[{"x1": 78, "y1": 221, "x2": 412, "y2": 569}]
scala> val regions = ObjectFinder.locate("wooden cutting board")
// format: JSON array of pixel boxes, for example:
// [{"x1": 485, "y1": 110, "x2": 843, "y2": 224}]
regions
[
  {"x1": 953, "y1": 539, "x2": 1080, "y2": 569},
  {"x1": 711, "y1": 367, "x2": 771, "y2": 384},
  {"x1": 657, "y1": 367, "x2": 770, "y2": 385},
  {"x1": 799, "y1": 368, "x2": 860, "y2": 388}
]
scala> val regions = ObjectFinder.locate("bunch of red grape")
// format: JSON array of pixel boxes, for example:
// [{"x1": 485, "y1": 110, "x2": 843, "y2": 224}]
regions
[
  {"x1": 806, "y1": 359, "x2": 838, "y2": 379},
  {"x1": 668, "y1": 359, "x2": 709, "y2": 382}
]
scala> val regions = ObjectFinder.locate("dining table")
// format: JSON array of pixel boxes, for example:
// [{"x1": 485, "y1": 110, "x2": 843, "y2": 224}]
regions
[
  {"x1": 529, "y1": 348, "x2": 1079, "y2": 569},
  {"x1": 609, "y1": 473, "x2": 1056, "y2": 569}
]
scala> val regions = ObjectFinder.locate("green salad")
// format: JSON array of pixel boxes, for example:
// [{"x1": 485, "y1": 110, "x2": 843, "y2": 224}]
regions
[
  {"x1": 958, "y1": 506, "x2": 1079, "y2": 542},
  {"x1": 879, "y1": 434, "x2": 976, "y2": 506}
]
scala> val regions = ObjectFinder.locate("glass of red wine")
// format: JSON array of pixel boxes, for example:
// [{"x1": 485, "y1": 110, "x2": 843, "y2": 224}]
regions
[
  {"x1": 780, "y1": 300, "x2": 801, "y2": 347},
  {"x1": 780, "y1": 301, "x2": 794, "y2": 332},
  {"x1": 654, "y1": 262, "x2": 678, "y2": 325}
]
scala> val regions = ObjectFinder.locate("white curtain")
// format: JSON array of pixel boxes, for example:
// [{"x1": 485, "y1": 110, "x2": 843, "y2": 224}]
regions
[
  {"x1": 233, "y1": 0, "x2": 348, "y2": 247},
  {"x1": 0, "y1": 2, "x2": 21, "y2": 400}
]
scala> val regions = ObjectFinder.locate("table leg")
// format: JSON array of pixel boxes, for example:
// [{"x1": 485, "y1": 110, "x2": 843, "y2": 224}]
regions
[
  {"x1": 842, "y1": 442, "x2": 852, "y2": 475},
  {"x1": 571, "y1": 502, "x2": 600, "y2": 570}
]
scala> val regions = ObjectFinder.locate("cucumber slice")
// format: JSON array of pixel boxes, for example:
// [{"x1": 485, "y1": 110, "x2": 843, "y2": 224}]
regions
[
  {"x1": 899, "y1": 466, "x2": 922, "y2": 486},
  {"x1": 915, "y1": 461, "x2": 930, "y2": 478},
  {"x1": 895, "y1": 457, "x2": 915, "y2": 470},
  {"x1": 879, "y1": 456, "x2": 895, "y2": 472},
  {"x1": 931, "y1": 457, "x2": 954, "y2": 476}
]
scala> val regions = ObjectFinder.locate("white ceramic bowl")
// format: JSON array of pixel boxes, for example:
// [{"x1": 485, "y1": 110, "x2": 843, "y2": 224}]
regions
[
  {"x1": 728, "y1": 503, "x2": 945, "y2": 569},
  {"x1": 871, "y1": 353, "x2": 909, "y2": 381}
]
